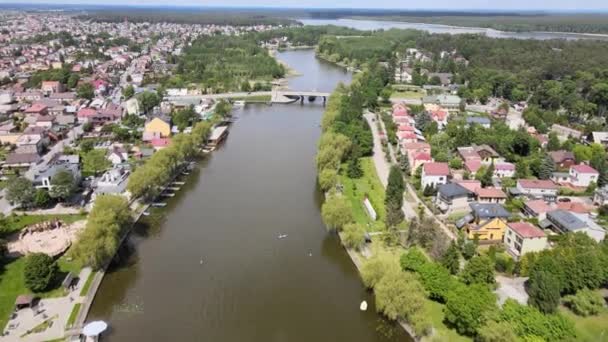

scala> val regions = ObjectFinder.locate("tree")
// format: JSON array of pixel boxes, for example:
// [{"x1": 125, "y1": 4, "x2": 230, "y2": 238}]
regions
[
  {"x1": 415, "y1": 111, "x2": 432, "y2": 133},
  {"x1": 461, "y1": 240, "x2": 478, "y2": 260},
  {"x1": 172, "y1": 106, "x2": 197, "y2": 132},
  {"x1": 83, "y1": 149, "x2": 110, "y2": 176},
  {"x1": 449, "y1": 158, "x2": 463, "y2": 170},
  {"x1": 6, "y1": 177, "x2": 36, "y2": 209},
  {"x1": 445, "y1": 283, "x2": 497, "y2": 335},
  {"x1": 475, "y1": 163, "x2": 494, "y2": 187},
  {"x1": 563, "y1": 288, "x2": 605, "y2": 316},
  {"x1": 441, "y1": 242, "x2": 461, "y2": 275},
  {"x1": 398, "y1": 153, "x2": 410, "y2": 174},
  {"x1": 49, "y1": 170, "x2": 76, "y2": 201},
  {"x1": 374, "y1": 268, "x2": 432, "y2": 336},
  {"x1": 318, "y1": 168, "x2": 338, "y2": 192},
  {"x1": 385, "y1": 166, "x2": 405, "y2": 228},
  {"x1": 240, "y1": 81, "x2": 251, "y2": 92},
  {"x1": 380, "y1": 87, "x2": 392, "y2": 103},
  {"x1": 461, "y1": 255, "x2": 495, "y2": 285},
  {"x1": 138, "y1": 91, "x2": 161, "y2": 113},
  {"x1": 76, "y1": 83, "x2": 94, "y2": 100},
  {"x1": 24, "y1": 253, "x2": 58, "y2": 292},
  {"x1": 123, "y1": 85, "x2": 135, "y2": 99},
  {"x1": 321, "y1": 193, "x2": 352, "y2": 231},
  {"x1": 527, "y1": 269, "x2": 562, "y2": 314},
  {"x1": 477, "y1": 320, "x2": 518, "y2": 342},
  {"x1": 346, "y1": 156, "x2": 363, "y2": 178},
  {"x1": 361, "y1": 253, "x2": 400, "y2": 289},
  {"x1": 547, "y1": 132, "x2": 560, "y2": 151},
  {"x1": 538, "y1": 153, "x2": 555, "y2": 180},
  {"x1": 498, "y1": 299, "x2": 576, "y2": 341},
  {"x1": 34, "y1": 189, "x2": 51, "y2": 208},
  {"x1": 341, "y1": 222, "x2": 366, "y2": 250},
  {"x1": 67, "y1": 73, "x2": 79, "y2": 89}
]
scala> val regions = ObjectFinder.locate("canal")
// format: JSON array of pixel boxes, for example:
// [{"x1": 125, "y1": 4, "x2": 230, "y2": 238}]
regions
[{"x1": 89, "y1": 49, "x2": 411, "y2": 342}]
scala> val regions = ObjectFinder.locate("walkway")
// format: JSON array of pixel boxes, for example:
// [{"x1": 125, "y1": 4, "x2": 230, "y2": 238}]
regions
[
  {"x1": 1, "y1": 268, "x2": 92, "y2": 342},
  {"x1": 364, "y1": 112, "x2": 456, "y2": 241}
]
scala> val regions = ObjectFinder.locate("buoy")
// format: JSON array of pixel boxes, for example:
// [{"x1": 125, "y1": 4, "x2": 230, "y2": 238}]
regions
[{"x1": 360, "y1": 300, "x2": 368, "y2": 311}]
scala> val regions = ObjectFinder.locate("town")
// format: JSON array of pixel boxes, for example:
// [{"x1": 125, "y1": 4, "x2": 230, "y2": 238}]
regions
[{"x1": 1, "y1": 5, "x2": 608, "y2": 342}]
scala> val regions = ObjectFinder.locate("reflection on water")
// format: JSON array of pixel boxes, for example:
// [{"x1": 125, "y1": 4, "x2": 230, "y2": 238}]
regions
[{"x1": 88, "y1": 49, "x2": 411, "y2": 342}]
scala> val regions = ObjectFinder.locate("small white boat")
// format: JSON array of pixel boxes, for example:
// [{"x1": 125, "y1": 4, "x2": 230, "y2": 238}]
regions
[
  {"x1": 360, "y1": 300, "x2": 368, "y2": 311},
  {"x1": 142, "y1": 211, "x2": 150, "y2": 216},
  {"x1": 151, "y1": 203, "x2": 167, "y2": 207},
  {"x1": 233, "y1": 100, "x2": 246, "y2": 108},
  {"x1": 278, "y1": 234, "x2": 288, "y2": 239}
]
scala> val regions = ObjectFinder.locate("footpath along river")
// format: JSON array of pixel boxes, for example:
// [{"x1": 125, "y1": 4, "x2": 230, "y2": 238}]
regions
[{"x1": 88, "y1": 49, "x2": 412, "y2": 341}]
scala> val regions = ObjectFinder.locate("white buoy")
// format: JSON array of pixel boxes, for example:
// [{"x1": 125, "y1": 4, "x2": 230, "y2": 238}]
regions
[{"x1": 360, "y1": 300, "x2": 368, "y2": 311}]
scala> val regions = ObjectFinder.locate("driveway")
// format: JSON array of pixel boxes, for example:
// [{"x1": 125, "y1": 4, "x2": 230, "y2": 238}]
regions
[{"x1": 495, "y1": 275, "x2": 529, "y2": 306}]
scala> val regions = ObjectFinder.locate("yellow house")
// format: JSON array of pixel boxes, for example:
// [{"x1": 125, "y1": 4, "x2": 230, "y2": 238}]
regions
[
  {"x1": 466, "y1": 217, "x2": 508, "y2": 241},
  {"x1": 144, "y1": 117, "x2": 171, "y2": 141}
]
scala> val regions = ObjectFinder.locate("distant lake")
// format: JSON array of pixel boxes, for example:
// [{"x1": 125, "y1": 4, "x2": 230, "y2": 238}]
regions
[{"x1": 299, "y1": 18, "x2": 608, "y2": 41}]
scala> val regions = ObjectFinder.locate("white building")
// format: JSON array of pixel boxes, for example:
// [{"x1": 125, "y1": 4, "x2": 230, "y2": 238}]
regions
[
  {"x1": 568, "y1": 164, "x2": 598, "y2": 187},
  {"x1": 504, "y1": 222, "x2": 548, "y2": 260},
  {"x1": 421, "y1": 162, "x2": 450, "y2": 189},
  {"x1": 515, "y1": 179, "x2": 559, "y2": 200}
]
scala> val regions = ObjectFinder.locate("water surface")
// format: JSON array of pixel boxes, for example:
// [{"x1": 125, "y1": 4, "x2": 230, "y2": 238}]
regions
[{"x1": 89, "y1": 50, "x2": 410, "y2": 342}]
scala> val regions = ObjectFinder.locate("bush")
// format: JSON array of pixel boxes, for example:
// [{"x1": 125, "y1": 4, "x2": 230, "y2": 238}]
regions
[
  {"x1": 563, "y1": 289, "x2": 605, "y2": 316},
  {"x1": 400, "y1": 247, "x2": 428, "y2": 272},
  {"x1": 499, "y1": 299, "x2": 576, "y2": 341},
  {"x1": 341, "y1": 222, "x2": 366, "y2": 250},
  {"x1": 494, "y1": 253, "x2": 515, "y2": 275},
  {"x1": 361, "y1": 253, "x2": 400, "y2": 289},
  {"x1": 460, "y1": 256, "x2": 495, "y2": 285},
  {"x1": 417, "y1": 262, "x2": 455, "y2": 302},
  {"x1": 445, "y1": 283, "x2": 497, "y2": 335},
  {"x1": 527, "y1": 270, "x2": 561, "y2": 313},
  {"x1": 24, "y1": 253, "x2": 58, "y2": 292}
]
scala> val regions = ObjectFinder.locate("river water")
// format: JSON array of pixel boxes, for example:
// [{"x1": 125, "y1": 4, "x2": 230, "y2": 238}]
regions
[
  {"x1": 299, "y1": 18, "x2": 608, "y2": 41},
  {"x1": 89, "y1": 50, "x2": 411, "y2": 342}
]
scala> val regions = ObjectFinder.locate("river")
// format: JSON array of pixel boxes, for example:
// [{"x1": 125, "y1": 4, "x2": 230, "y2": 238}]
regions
[
  {"x1": 88, "y1": 49, "x2": 411, "y2": 342},
  {"x1": 299, "y1": 18, "x2": 608, "y2": 41}
]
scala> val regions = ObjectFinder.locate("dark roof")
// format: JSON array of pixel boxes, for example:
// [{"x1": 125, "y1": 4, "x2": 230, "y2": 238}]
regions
[
  {"x1": 437, "y1": 182, "x2": 471, "y2": 198},
  {"x1": 549, "y1": 150, "x2": 574, "y2": 163},
  {"x1": 547, "y1": 209, "x2": 587, "y2": 231},
  {"x1": 469, "y1": 202, "x2": 511, "y2": 219}
]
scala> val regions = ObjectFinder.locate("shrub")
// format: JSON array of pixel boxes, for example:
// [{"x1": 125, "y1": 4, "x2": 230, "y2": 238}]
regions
[
  {"x1": 361, "y1": 253, "x2": 400, "y2": 289},
  {"x1": 499, "y1": 299, "x2": 576, "y2": 341},
  {"x1": 445, "y1": 283, "x2": 497, "y2": 335},
  {"x1": 494, "y1": 253, "x2": 515, "y2": 275},
  {"x1": 24, "y1": 253, "x2": 58, "y2": 292},
  {"x1": 460, "y1": 256, "x2": 495, "y2": 286},
  {"x1": 341, "y1": 222, "x2": 366, "y2": 250},
  {"x1": 563, "y1": 289, "x2": 605, "y2": 316},
  {"x1": 400, "y1": 247, "x2": 428, "y2": 272}
]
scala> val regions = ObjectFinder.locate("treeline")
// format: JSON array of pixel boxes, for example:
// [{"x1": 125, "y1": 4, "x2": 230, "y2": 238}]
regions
[
  {"x1": 69, "y1": 195, "x2": 132, "y2": 270},
  {"x1": 253, "y1": 25, "x2": 367, "y2": 47},
  {"x1": 78, "y1": 11, "x2": 295, "y2": 26},
  {"x1": 127, "y1": 121, "x2": 212, "y2": 200},
  {"x1": 173, "y1": 35, "x2": 285, "y2": 92},
  {"x1": 354, "y1": 14, "x2": 608, "y2": 34}
]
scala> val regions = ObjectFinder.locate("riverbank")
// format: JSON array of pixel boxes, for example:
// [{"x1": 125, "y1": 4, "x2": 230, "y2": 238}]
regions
[{"x1": 268, "y1": 48, "x2": 302, "y2": 77}]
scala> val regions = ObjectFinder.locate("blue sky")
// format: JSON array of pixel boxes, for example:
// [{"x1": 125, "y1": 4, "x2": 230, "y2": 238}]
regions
[{"x1": 3, "y1": 0, "x2": 608, "y2": 11}]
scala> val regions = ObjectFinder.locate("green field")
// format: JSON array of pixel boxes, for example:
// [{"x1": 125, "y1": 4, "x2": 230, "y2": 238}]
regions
[
  {"x1": 66, "y1": 303, "x2": 81, "y2": 328},
  {"x1": 339, "y1": 157, "x2": 386, "y2": 232},
  {"x1": 561, "y1": 306, "x2": 608, "y2": 342}
]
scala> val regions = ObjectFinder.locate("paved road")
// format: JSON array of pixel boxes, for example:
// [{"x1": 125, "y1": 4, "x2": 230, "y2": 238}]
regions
[{"x1": 364, "y1": 112, "x2": 457, "y2": 241}]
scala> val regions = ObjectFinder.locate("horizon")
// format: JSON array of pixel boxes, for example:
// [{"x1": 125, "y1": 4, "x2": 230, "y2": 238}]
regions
[{"x1": 1, "y1": 1, "x2": 608, "y2": 13}]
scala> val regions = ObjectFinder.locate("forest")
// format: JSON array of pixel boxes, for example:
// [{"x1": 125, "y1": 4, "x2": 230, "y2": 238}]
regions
[
  {"x1": 170, "y1": 35, "x2": 285, "y2": 92},
  {"x1": 316, "y1": 29, "x2": 608, "y2": 130}
]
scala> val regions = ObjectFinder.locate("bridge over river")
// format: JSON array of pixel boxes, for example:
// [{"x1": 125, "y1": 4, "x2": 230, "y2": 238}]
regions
[{"x1": 165, "y1": 89, "x2": 330, "y2": 105}]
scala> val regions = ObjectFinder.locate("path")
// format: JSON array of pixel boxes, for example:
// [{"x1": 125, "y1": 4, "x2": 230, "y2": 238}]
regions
[
  {"x1": 1, "y1": 268, "x2": 92, "y2": 342},
  {"x1": 364, "y1": 112, "x2": 456, "y2": 241}
]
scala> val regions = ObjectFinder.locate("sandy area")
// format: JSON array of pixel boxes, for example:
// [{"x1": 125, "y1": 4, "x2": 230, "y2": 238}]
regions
[{"x1": 7, "y1": 220, "x2": 86, "y2": 257}]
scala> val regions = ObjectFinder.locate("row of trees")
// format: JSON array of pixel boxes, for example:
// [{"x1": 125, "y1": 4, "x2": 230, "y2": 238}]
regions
[
  {"x1": 127, "y1": 121, "x2": 212, "y2": 200},
  {"x1": 69, "y1": 195, "x2": 132, "y2": 269}
]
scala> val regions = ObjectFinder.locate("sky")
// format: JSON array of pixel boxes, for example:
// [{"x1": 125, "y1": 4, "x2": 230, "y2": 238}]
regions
[{"x1": 2, "y1": 0, "x2": 608, "y2": 11}]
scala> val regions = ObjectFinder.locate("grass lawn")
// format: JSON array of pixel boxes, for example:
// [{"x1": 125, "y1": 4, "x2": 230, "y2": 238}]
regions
[
  {"x1": 426, "y1": 300, "x2": 472, "y2": 342},
  {"x1": 79, "y1": 271, "x2": 96, "y2": 297},
  {"x1": 0, "y1": 255, "x2": 82, "y2": 331},
  {"x1": 340, "y1": 157, "x2": 386, "y2": 232},
  {"x1": 1, "y1": 214, "x2": 87, "y2": 237},
  {"x1": 390, "y1": 90, "x2": 425, "y2": 100},
  {"x1": 66, "y1": 303, "x2": 81, "y2": 328},
  {"x1": 560, "y1": 307, "x2": 608, "y2": 342}
]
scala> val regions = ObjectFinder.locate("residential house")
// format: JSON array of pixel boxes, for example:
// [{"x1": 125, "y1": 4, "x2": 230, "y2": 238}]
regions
[
  {"x1": 143, "y1": 116, "x2": 171, "y2": 142},
  {"x1": 3, "y1": 152, "x2": 40, "y2": 169},
  {"x1": 435, "y1": 182, "x2": 474, "y2": 213},
  {"x1": 503, "y1": 222, "x2": 548, "y2": 259},
  {"x1": 24, "y1": 103, "x2": 48, "y2": 116},
  {"x1": 544, "y1": 209, "x2": 606, "y2": 242},
  {"x1": 151, "y1": 137, "x2": 171, "y2": 150},
  {"x1": 29, "y1": 154, "x2": 80, "y2": 190},
  {"x1": 457, "y1": 145, "x2": 500, "y2": 165},
  {"x1": 465, "y1": 202, "x2": 511, "y2": 242},
  {"x1": 41, "y1": 81, "x2": 63, "y2": 95},
  {"x1": 93, "y1": 167, "x2": 131, "y2": 201},
  {"x1": 0, "y1": 122, "x2": 21, "y2": 144},
  {"x1": 464, "y1": 160, "x2": 482, "y2": 175},
  {"x1": 592, "y1": 131, "x2": 608, "y2": 147},
  {"x1": 125, "y1": 98, "x2": 140, "y2": 115},
  {"x1": 494, "y1": 163, "x2": 515, "y2": 178},
  {"x1": 593, "y1": 186, "x2": 608, "y2": 206},
  {"x1": 107, "y1": 146, "x2": 129, "y2": 165},
  {"x1": 421, "y1": 162, "x2": 450, "y2": 189},
  {"x1": 429, "y1": 109, "x2": 449, "y2": 129},
  {"x1": 77, "y1": 107, "x2": 97, "y2": 123},
  {"x1": 475, "y1": 187, "x2": 507, "y2": 204},
  {"x1": 402, "y1": 142, "x2": 431, "y2": 174},
  {"x1": 465, "y1": 116, "x2": 491, "y2": 128},
  {"x1": 551, "y1": 124, "x2": 582, "y2": 141},
  {"x1": 568, "y1": 164, "x2": 598, "y2": 187},
  {"x1": 427, "y1": 72, "x2": 453, "y2": 86},
  {"x1": 548, "y1": 150, "x2": 575, "y2": 169},
  {"x1": 551, "y1": 171, "x2": 570, "y2": 184},
  {"x1": 523, "y1": 199, "x2": 552, "y2": 221},
  {"x1": 514, "y1": 179, "x2": 559, "y2": 201},
  {"x1": 422, "y1": 94, "x2": 461, "y2": 114}
]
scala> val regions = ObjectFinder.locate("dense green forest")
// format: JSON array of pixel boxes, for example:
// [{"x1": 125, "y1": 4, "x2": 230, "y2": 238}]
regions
[
  {"x1": 169, "y1": 35, "x2": 285, "y2": 92},
  {"x1": 253, "y1": 25, "x2": 368, "y2": 46},
  {"x1": 317, "y1": 29, "x2": 608, "y2": 128},
  {"x1": 78, "y1": 10, "x2": 295, "y2": 26},
  {"x1": 350, "y1": 14, "x2": 608, "y2": 34}
]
